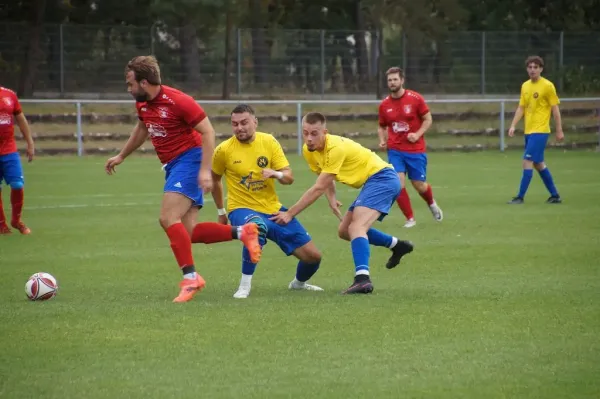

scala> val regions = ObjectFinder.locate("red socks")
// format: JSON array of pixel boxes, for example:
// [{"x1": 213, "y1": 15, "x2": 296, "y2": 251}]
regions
[
  {"x1": 396, "y1": 188, "x2": 414, "y2": 220},
  {"x1": 165, "y1": 223, "x2": 194, "y2": 268},
  {"x1": 419, "y1": 184, "x2": 435, "y2": 206},
  {"x1": 191, "y1": 222, "x2": 235, "y2": 244},
  {"x1": 0, "y1": 193, "x2": 6, "y2": 225},
  {"x1": 10, "y1": 188, "x2": 24, "y2": 224}
]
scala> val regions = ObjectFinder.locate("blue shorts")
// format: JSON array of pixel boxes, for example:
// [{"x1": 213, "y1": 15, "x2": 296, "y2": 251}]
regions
[
  {"x1": 0, "y1": 152, "x2": 24, "y2": 189},
  {"x1": 387, "y1": 149, "x2": 428, "y2": 181},
  {"x1": 524, "y1": 133, "x2": 549, "y2": 163},
  {"x1": 163, "y1": 147, "x2": 203, "y2": 207},
  {"x1": 349, "y1": 167, "x2": 401, "y2": 221},
  {"x1": 228, "y1": 207, "x2": 311, "y2": 256}
]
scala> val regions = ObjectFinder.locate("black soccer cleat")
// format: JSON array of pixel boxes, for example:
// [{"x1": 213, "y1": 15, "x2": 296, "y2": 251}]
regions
[
  {"x1": 507, "y1": 196, "x2": 524, "y2": 204},
  {"x1": 385, "y1": 240, "x2": 414, "y2": 270},
  {"x1": 341, "y1": 275, "x2": 374, "y2": 295},
  {"x1": 546, "y1": 195, "x2": 562, "y2": 204}
]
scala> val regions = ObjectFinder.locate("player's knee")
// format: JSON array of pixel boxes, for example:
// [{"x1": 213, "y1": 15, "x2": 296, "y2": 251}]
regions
[
  {"x1": 9, "y1": 180, "x2": 24, "y2": 190},
  {"x1": 158, "y1": 214, "x2": 175, "y2": 230},
  {"x1": 534, "y1": 162, "x2": 546, "y2": 171},
  {"x1": 411, "y1": 180, "x2": 426, "y2": 192},
  {"x1": 338, "y1": 224, "x2": 350, "y2": 241},
  {"x1": 303, "y1": 248, "x2": 322, "y2": 264}
]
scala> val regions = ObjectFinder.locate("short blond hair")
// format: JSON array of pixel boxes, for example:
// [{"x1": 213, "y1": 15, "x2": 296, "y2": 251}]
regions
[{"x1": 125, "y1": 55, "x2": 161, "y2": 85}]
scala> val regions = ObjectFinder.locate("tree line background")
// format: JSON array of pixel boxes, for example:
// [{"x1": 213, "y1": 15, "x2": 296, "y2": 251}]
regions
[{"x1": 2, "y1": 0, "x2": 600, "y2": 98}]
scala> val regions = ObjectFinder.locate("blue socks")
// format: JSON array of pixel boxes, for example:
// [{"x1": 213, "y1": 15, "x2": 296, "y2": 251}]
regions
[
  {"x1": 367, "y1": 228, "x2": 394, "y2": 248},
  {"x1": 296, "y1": 260, "x2": 321, "y2": 282},
  {"x1": 518, "y1": 169, "x2": 533, "y2": 198},
  {"x1": 539, "y1": 168, "x2": 559, "y2": 196},
  {"x1": 351, "y1": 237, "x2": 370, "y2": 275},
  {"x1": 241, "y1": 247, "x2": 258, "y2": 275}
]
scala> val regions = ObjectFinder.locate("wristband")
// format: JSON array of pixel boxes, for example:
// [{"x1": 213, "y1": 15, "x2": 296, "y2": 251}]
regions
[
  {"x1": 217, "y1": 208, "x2": 227, "y2": 216},
  {"x1": 273, "y1": 171, "x2": 284, "y2": 180}
]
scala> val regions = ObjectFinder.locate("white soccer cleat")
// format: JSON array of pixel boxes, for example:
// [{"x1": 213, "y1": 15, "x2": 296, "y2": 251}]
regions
[
  {"x1": 288, "y1": 280, "x2": 324, "y2": 292},
  {"x1": 429, "y1": 202, "x2": 443, "y2": 222},
  {"x1": 233, "y1": 285, "x2": 251, "y2": 299},
  {"x1": 403, "y1": 218, "x2": 417, "y2": 228}
]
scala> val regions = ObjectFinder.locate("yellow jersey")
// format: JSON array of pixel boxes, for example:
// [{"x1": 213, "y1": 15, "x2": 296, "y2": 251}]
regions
[
  {"x1": 303, "y1": 134, "x2": 391, "y2": 188},
  {"x1": 212, "y1": 132, "x2": 289, "y2": 214},
  {"x1": 519, "y1": 77, "x2": 560, "y2": 134}
]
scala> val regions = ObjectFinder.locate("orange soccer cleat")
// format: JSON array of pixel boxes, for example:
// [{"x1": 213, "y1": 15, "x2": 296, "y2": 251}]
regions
[
  {"x1": 11, "y1": 221, "x2": 31, "y2": 235},
  {"x1": 172, "y1": 274, "x2": 206, "y2": 303},
  {"x1": 240, "y1": 223, "x2": 262, "y2": 263}
]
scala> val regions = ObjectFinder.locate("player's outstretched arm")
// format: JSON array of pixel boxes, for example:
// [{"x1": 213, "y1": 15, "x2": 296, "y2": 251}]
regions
[
  {"x1": 377, "y1": 126, "x2": 387, "y2": 149},
  {"x1": 508, "y1": 106, "x2": 524, "y2": 137},
  {"x1": 211, "y1": 171, "x2": 228, "y2": 224},
  {"x1": 270, "y1": 172, "x2": 336, "y2": 225},
  {"x1": 408, "y1": 112, "x2": 432, "y2": 143},
  {"x1": 15, "y1": 112, "x2": 34, "y2": 162},
  {"x1": 194, "y1": 118, "x2": 216, "y2": 192},
  {"x1": 325, "y1": 180, "x2": 343, "y2": 221},
  {"x1": 105, "y1": 121, "x2": 149, "y2": 174},
  {"x1": 262, "y1": 166, "x2": 294, "y2": 185},
  {"x1": 551, "y1": 105, "x2": 564, "y2": 141}
]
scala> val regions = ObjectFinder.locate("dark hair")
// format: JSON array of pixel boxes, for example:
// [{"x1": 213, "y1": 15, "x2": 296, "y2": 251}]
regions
[
  {"x1": 525, "y1": 56, "x2": 544, "y2": 68},
  {"x1": 386, "y1": 66, "x2": 405, "y2": 78},
  {"x1": 125, "y1": 55, "x2": 161, "y2": 85},
  {"x1": 231, "y1": 104, "x2": 256, "y2": 115},
  {"x1": 303, "y1": 112, "x2": 326, "y2": 125}
]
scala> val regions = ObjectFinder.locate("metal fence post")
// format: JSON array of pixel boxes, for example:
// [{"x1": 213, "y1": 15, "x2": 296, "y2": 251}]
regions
[
  {"x1": 320, "y1": 30, "x2": 325, "y2": 98},
  {"x1": 236, "y1": 28, "x2": 242, "y2": 96},
  {"x1": 76, "y1": 102, "x2": 83, "y2": 157},
  {"x1": 481, "y1": 32, "x2": 486, "y2": 95},
  {"x1": 59, "y1": 24, "x2": 64, "y2": 94},
  {"x1": 296, "y1": 102, "x2": 303, "y2": 155},
  {"x1": 500, "y1": 101, "x2": 505, "y2": 152}
]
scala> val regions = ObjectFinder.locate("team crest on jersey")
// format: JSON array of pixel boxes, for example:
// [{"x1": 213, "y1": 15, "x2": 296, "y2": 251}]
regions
[
  {"x1": 158, "y1": 107, "x2": 169, "y2": 118},
  {"x1": 533, "y1": 92, "x2": 539, "y2": 99},
  {"x1": 2, "y1": 97, "x2": 12, "y2": 108},
  {"x1": 256, "y1": 156, "x2": 269, "y2": 168},
  {"x1": 403, "y1": 105, "x2": 412, "y2": 114}
]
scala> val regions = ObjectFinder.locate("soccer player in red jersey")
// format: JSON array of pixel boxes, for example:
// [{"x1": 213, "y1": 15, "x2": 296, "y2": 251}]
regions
[
  {"x1": 0, "y1": 87, "x2": 35, "y2": 235},
  {"x1": 377, "y1": 67, "x2": 443, "y2": 228},
  {"x1": 104, "y1": 56, "x2": 261, "y2": 303}
]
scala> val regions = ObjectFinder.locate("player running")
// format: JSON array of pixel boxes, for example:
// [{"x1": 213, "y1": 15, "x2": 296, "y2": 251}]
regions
[
  {"x1": 105, "y1": 56, "x2": 261, "y2": 303},
  {"x1": 211, "y1": 104, "x2": 323, "y2": 298},
  {"x1": 378, "y1": 67, "x2": 442, "y2": 228},
  {"x1": 0, "y1": 86, "x2": 35, "y2": 235},
  {"x1": 507, "y1": 55, "x2": 563, "y2": 204},
  {"x1": 271, "y1": 112, "x2": 414, "y2": 295}
]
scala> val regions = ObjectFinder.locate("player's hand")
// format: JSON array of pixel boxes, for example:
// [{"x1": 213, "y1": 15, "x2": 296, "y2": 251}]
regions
[
  {"x1": 198, "y1": 169, "x2": 213, "y2": 193},
  {"x1": 217, "y1": 214, "x2": 228, "y2": 225},
  {"x1": 555, "y1": 129, "x2": 565, "y2": 142},
  {"x1": 407, "y1": 133, "x2": 419, "y2": 143},
  {"x1": 26, "y1": 143, "x2": 35, "y2": 162},
  {"x1": 105, "y1": 154, "x2": 124, "y2": 175},
  {"x1": 269, "y1": 211, "x2": 292, "y2": 225},
  {"x1": 508, "y1": 127, "x2": 516, "y2": 137},
  {"x1": 378, "y1": 140, "x2": 387, "y2": 150},
  {"x1": 329, "y1": 200, "x2": 343, "y2": 221},
  {"x1": 261, "y1": 168, "x2": 277, "y2": 179}
]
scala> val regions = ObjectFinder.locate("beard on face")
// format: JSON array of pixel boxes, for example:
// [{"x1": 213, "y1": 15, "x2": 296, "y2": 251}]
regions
[
  {"x1": 389, "y1": 85, "x2": 400, "y2": 93},
  {"x1": 132, "y1": 89, "x2": 149, "y2": 103}
]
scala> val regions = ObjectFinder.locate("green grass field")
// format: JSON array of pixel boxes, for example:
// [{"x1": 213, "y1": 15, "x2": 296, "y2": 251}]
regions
[{"x1": 1, "y1": 151, "x2": 600, "y2": 398}]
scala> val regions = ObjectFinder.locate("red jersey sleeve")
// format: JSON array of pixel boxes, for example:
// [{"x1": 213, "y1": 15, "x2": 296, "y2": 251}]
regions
[
  {"x1": 416, "y1": 95, "x2": 429, "y2": 117},
  {"x1": 378, "y1": 102, "x2": 387, "y2": 127},
  {"x1": 11, "y1": 92, "x2": 22, "y2": 115},
  {"x1": 178, "y1": 95, "x2": 206, "y2": 128}
]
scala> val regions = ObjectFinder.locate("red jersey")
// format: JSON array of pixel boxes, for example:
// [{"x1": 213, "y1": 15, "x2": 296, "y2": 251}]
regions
[
  {"x1": 0, "y1": 87, "x2": 22, "y2": 155},
  {"x1": 378, "y1": 90, "x2": 429, "y2": 153},
  {"x1": 136, "y1": 85, "x2": 206, "y2": 164}
]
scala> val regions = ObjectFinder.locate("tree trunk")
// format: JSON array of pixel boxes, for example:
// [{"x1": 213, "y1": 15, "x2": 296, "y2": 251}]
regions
[
  {"x1": 221, "y1": 0, "x2": 233, "y2": 99},
  {"x1": 249, "y1": 0, "x2": 268, "y2": 85},
  {"x1": 354, "y1": 0, "x2": 369, "y2": 92},
  {"x1": 179, "y1": 22, "x2": 201, "y2": 89},
  {"x1": 17, "y1": 0, "x2": 47, "y2": 97}
]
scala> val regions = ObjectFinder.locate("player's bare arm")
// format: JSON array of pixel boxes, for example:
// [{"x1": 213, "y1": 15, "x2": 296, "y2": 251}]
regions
[
  {"x1": 325, "y1": 180, "x2": 343, "y2": 220},
  {"x1": 551, "y1": 105, "x2": 564, "y2": 141},
  {"x1": 270, "y1": 172, "x2": 336, "y2": 225},
  {"x1": 14, "y1": 112, "x2": 34, "y2": 162},
  {"x1": 377, "y1": 125, "x2": 388, "y2": 149},
  {"x1": 210, "y1": 170, "x2": 228, "y2": 224},
  {"x1": 408, "y1": 112, "x2": 432, "y2": 143},
  {"x1": 508, "y1": 106, "x2": 525, "y2": 137},
  {"x1": 193, "y1": 118, "x2": 216, "y2": 193},
  {"x1": 105, "y1": 121, "x2": 149, "y2": 175},
  {"x1": 261, "y1": 166, "x2": 294, "y2": 185}
]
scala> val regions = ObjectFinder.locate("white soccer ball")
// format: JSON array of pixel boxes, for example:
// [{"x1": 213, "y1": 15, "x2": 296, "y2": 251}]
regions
[{"x1": 25, "y1": 272, "x2": 58, "y2": 301}]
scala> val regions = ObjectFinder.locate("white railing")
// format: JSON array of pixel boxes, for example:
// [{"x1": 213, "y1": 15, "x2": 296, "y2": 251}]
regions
[{"x1": 20, "y1": 98, "x2": 600, "y2": 156}]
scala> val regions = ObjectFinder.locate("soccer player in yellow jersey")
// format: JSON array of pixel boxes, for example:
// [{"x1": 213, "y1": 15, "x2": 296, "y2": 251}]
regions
[
  {"x1": 211, "y1": 104, "x2": 324, "y2": 298},
  {"x1": 507, "y1": 55, "x2": 564, "y2": 204},
  {"x1": 271, "y1": 112, "x2": 414, "y2": 294}
]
